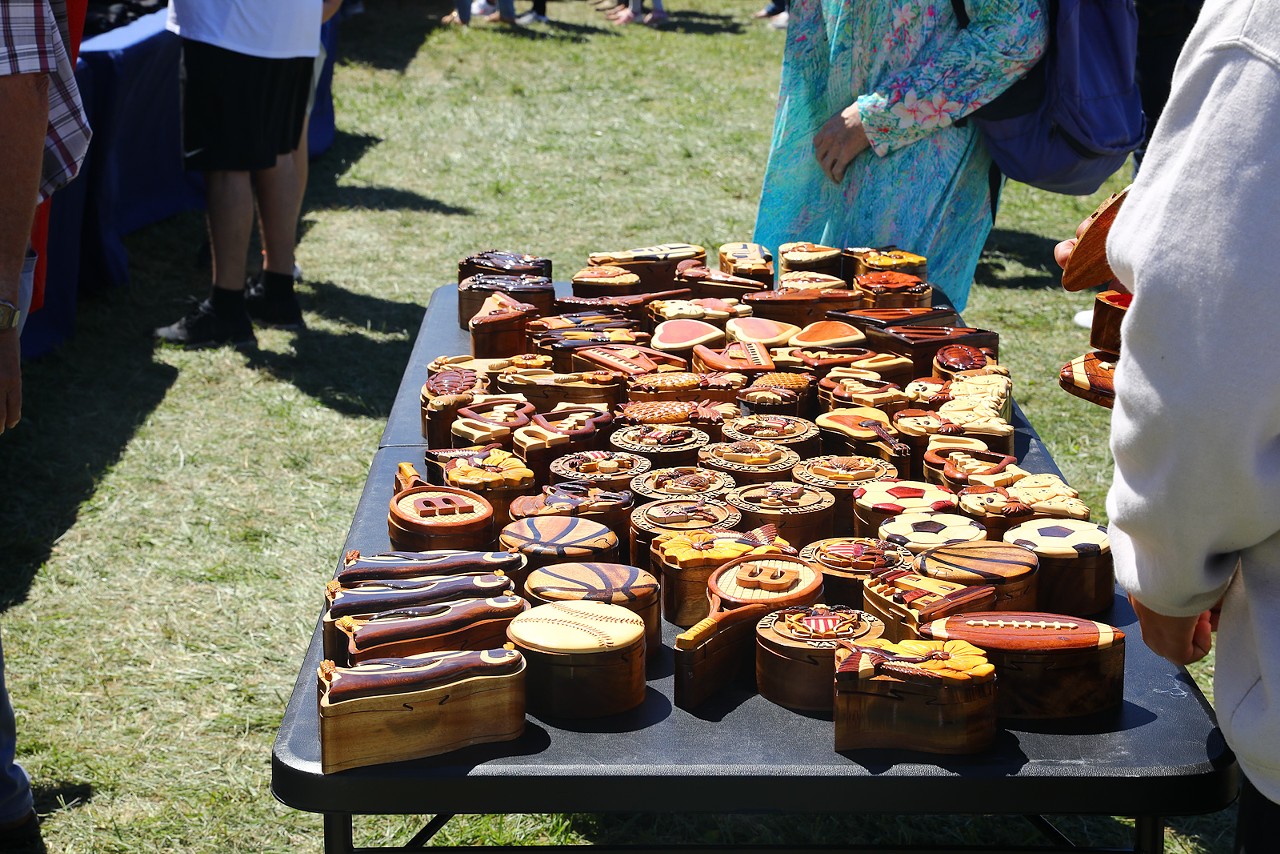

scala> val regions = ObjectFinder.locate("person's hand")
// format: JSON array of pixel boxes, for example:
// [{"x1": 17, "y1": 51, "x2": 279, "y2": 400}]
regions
[
  {"x1": 1128, "y1": 593, "x2": 1214, "y2": 665},
  {"x1": 0, "y1": 330, "x2": 21, "y2": 434},
  {"x1": 1054, "y1": 213, "x2": 1129, "y2": 293},
  {"x1": 813, "y1": 104, "x2": 870, "y2": 185}
]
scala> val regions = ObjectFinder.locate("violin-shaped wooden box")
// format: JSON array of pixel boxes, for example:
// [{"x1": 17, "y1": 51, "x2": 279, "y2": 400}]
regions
[{"x1": 755, "y1": 604, "x2": 884, "y2": 712}]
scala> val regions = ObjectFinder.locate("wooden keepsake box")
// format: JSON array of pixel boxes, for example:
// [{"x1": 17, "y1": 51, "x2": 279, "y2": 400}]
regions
[
  {"x1": 589, "y1": 243, "x2": 707, "y2": 290},
  {"x1": 816, "y1": 407, "x2": 908, "y2": 469},
  {"x1": 721, "y1": 414, "x2": 821, "y2": 458},
  {"x1": 747, "y1": 370, "x2": 818, "y2": 419},
  {"x1": 420, "y1": 367, "x2": 486, "y2": 446},
  {"x1": 672, "y1": 262, "x2": 771, "y2": 301},
  {"x1": 1004, "y1": 519, "x2": 1113, "y2": 616},
  {"x1": 932, "y1": 343, "x2": 995, "y2": 381},
  {"x1": 833, "y1": 637, "x2": 996, "y2": 754},
  {"x1": 334, "y1": 594, "x2": 530, "y2": 665},
  {"x1": 844, "y1": 247, "x2": 928, "y2": 281},
  {"x1": 790, "y1": 320, "x2": 867, "y2": 349},
  {"x1": 441, "y1": 446, "x2": 538, "y2": 525},
  {"x1": 756, "y1": 604, "x2": 885, "y2": 712},
  {"x1": 778, "y1": 241, "x2": 842, "y2": 277},
  {"x1": 609, "y1": 423, "x2": 710, "y2": 469},
  {"x1": 776, "y1": 270, "x2": 847, "y2": 292},
  {"x1": 826, "y1": 306, "x2": 959, "y2": 333},
  {"x1": 318, "y1": 648, "x2": 526, "y2": 773},
  {"x1": 499, "y1": 517, "x2": 620, "y2": 577},
  {"x1": 507, "y1": 601, "x2": 647, "y2": 718},
  {"x1": 864, "y1": 325, "x2": 1000, "y2": 380},
  {"x1": 513, "y1": 404, "x2": 614, "y2": 483},
  {"x1": 718, "y1": 241, "x2": 774, "y2": 287},
  {"x1": 508, "y1": 481, "x2": 635, "y2": 541},
  {"x1": 737, "y1": 386, "x2": 802, "y2": 417},
  {"x1": 493, "y1": 368, "x2": 626, "y2": 411},
  {"x1": 388, "y1": 481, "x2": 495, "y2": 553},
  {"x1": 627, "y1": 371, "x2": 747, "y2": 404},
  {"x1": 698, "y1": 440, "x2": 801, "y2": 485},
  {"x1": 850, "y1": 271, "x2": 933, "y2": 309},
  {"x1": 457, "y1": 273, "x2": 555, "y2": 331},
  {"x1": 650, "y1": 319, "x2": 727, "y2": 358},
  {"x1": 673, "y1": 553, "x2": 824, "y2": 710},
  {"x1": 628, "y1": 466, "x2": 736, "y2": 505},
  {"x1": 651, "y1": 525, "x2": 793, "y2": 626},
  {"x1": 793, "y1": 456, "x2": 898, "y2": 537},
  {"x1": 724, "y1": 481, "x2": 835, "y2": 548},
  {"x1": 878, "y1": 511, "x2": 987, "y2": 555},
  {"x1": 1002, "y1": 473, "x2": 1091, "y2": 522},
  {"x1": 459, "y1": 249, "x2": 552, "y2": 283},
  {"x1": 525, "y1": 308, "x2": 634, "y2": 342},
  {"x1": 469, "y1": 292, "x2": 540, "y2": 359},
  {"x1": 647, "y1": 297, "x2": 751, "y2": 331},
  {"x1": 862, "y1": 566, "x2": 996, "y2": 642},
  {"x1": 451, "y1": 396, "x2": 537, "y2": 449},
  {"x1": 690, "y1": 340, "x2": 775, "y2": 375},
  {"x1": 797, "y1": 348, "x2": 914, "y2": 386},
  {"x1": 629, "y1": 497, "x2": 742, "y2": 573},
  {"x1": 725, "y1": 316, "x2": 802, "y2": 348},
  {"x1": 336, "y1": 549, "x2": 527, "y2": 586},
  {"x1": 554, "y1": 289, "x2": 691, "y2": 325},
  {"x1": 1059, "y1": 351, "x2": 1116, "y2": 409},
  {"x1": 798, "y1": 537, "x2": 914, "y2": 608},
  {"x1": 1091, "y1": 290, "x2": 1130, "y2": 357},
  {"x1": 852, "y1": 478, "x2": 958, "y2": 539},
  {"x1": 532, "y1": 329, "x2": 653, "y2": 373},
  {"x1": 914, "y1": 540, "x2": 1038, "y2": 612},
  {"x1": 570, "y1": 265, "x2": 644, "y2": 297},
  {"x1": 918, "y1": 611, "x2": 1125, "y2": 719},
  {"x1": 828, "y1": 376, "x2": 910, "y2": 417},
  {"x1": 550, "y1": 450, "x2": 651, "y2": 493},
  {"x1": 743, "y1": 287, "x2": 863, "y2": 328},
  {"x1": 427, "y1": 354, "x2": 522, "y2": 381},
  {"x1": 924, "y1": 447, "x2": 1023, "y2": 492},
  {"x1": 571, "y1": 343, "x2": 688, "y2": 377},
  {"x1": 524, "y1": 562, "x2": 661, "y2": 658}
]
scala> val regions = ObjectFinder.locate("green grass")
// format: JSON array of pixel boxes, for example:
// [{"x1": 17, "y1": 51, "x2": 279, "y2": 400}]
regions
[{"x1": 0, "y1": 0, "x2": 1228, "y2": 850}]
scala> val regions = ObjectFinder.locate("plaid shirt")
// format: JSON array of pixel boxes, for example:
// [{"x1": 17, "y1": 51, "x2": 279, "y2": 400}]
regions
[{"x1": 1, "y1": 0, "x2": 91, "y2": 202}]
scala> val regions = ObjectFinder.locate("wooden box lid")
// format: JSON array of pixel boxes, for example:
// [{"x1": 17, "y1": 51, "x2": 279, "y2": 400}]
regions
[
  {"x1": 525, "y1": 562, "x2": 658, "y2": 607},
  {"x1": 918, "y1": 611, "x2": 1124, "y2": 653},
  {"x1": 834, "y1": 637, "x2": 995, "y2": 688},
  {"x1": 878, "y1": 511, "x2": 987, "y2": 554},
  {"x1": 653, "y1": 526, "x2": 792, "y2": 570},
  {"x1": 499, "y1": 517, "x2": 619, "y2": 558},
  {"x1": 631, "y1": 497, "x2": 742, "y2": 535},
  {"x1": 508, "y1": 482, "x2": 633, "y2": 521},
  {"x1": 853, "y1": 479, "x2": 957, "y2": 515},
  {"x1": 722, "y1": 414, "x2": 818, "y2": 445},
  {"x1": 799, "y1": 537, "x2": 914, "y2": 578},
  {"x1": 610, "y1": 424, "x2": 710, "y2": 455},
  {"x1": 1004, "y1": 519, "x2": 1110, "y2": 560},
  {"x1": 550, "y1": 451, "x2": 651, "y2": 483},
  {"x1": 914, "y1": 540, "x2": 1038, "y2": 587},
  {"x1": 507, "y1": 600, "x2": 645, "y2": 654},
  {"x1": 699, "y1": 440, "x2": 800, "y2": 475},
  {"x1": 757, "y1": 604, "x2": 884, "y2": 655},
  {"x1": 389, "y1": 485, "x2": 493, "y2": 532},
  {"x1": 793, "y1": 455, "x2": 897, "y2": 491},
  {"x1": 459, "y1": 250, "x2": 552, "y2": 280},
  {"x1": 726, "y1": 316, "x2": 801, "y2": 347},
  {"x1": 629, "y1": 466, "x2": 736, "y2": 502},
  {"x1": 725, "y1": 481, "x2": 835, "y2": 519}
]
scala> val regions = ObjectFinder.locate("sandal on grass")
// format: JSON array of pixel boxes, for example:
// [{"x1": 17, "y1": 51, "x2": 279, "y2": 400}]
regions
[{"x1": 440, "y1": 10, "x2": 468, "y2": 24}]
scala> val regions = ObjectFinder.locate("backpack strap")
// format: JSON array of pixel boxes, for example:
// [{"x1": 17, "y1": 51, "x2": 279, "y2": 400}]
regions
[{"x1": 950, "y1": 0, "x2": 969, "y2": 28}]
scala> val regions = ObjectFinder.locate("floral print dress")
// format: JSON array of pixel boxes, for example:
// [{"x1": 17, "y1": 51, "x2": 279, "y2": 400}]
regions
[{"x1": 754, "y1": 0, "x2": 1047, "y2": 309}]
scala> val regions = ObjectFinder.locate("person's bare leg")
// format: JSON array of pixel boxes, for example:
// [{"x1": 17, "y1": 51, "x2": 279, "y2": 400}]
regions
[
  {"x1": 292, "y1": 115, "x2": 311, "y2": 238},
  {"x1": 205, "y1": 170, "x2": 255, "y2": 292},
  {"x1": 252, "y1": 153, "x2": 300, "y2": 278},
  {"x1": 0, "y1": 73, "x2": 51, "y2": 432}
]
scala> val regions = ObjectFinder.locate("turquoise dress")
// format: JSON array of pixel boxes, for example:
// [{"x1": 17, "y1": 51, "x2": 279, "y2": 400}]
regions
[{"x1": 755, "y1": 0, "x2": 1047, "y2": 309}]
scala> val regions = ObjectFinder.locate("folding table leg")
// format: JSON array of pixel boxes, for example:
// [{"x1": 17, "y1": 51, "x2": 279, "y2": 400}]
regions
[
  {"x1": 323, "y1": 812, "x2": 356, "y2": 854},
  {"x1": 1133, "y1": 815, "x2": 1165, "y2": 854}
]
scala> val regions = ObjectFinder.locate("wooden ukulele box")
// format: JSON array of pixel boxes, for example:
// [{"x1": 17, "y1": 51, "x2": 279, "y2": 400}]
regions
[{"x1": 755, "y1": 605, "x2": 885, "y2": 712}]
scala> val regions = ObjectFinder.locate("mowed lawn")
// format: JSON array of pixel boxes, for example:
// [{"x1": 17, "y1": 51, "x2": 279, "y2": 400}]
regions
[{"x1": 0, "y1": 1, "x2": 1231, "y2": 851}]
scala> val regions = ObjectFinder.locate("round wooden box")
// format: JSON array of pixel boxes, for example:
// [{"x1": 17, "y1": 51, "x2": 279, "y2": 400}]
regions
[
  {"x1": 442, "y1": 447, "x2": 538, "y2": 526},
  {"x1": 550, "y1": 451, "x2": 651, "y2": 493},
  {"x1": 852, "y1": 479, "x2": 957, "y2": 538},
  {"x1": 508, "y1": 482, "x2": 635, "y2": 542},
  {"x1": 798, "y1": 537, "x2": 914, "y2": 608},
  {"x1": 737, "y1": 386, "x2": 802, "y2": 417},
  {"x1": 609, "y1": 424, "x2": 710, "y2": 469},
  {"x1": 524, "y1": 562, "x2": 661, "y2": 658},
  {"x1": 721, "y1": 414, "x2": 821, "y2": 458},
  {"x1": 1005, "y1": 520, "x2": 1114, "y2": 617},
  {"x1": 724, "y1": 482, "x2": 835, "y2": 549},
  {"x1": 792, "y1": 455, "x2": 898, "y2": 537},
  {"x1": 498, "y1": 517, "x2": 619, "y2": 587},
  {"x1": 878, "y1": 511, "x2": 987, "y2": 555},
  {"x1": 914, "y1": 541, "x2": 1039, "y2": 612},
  {"x1": 629, "y1": 498, "x2": 742, "y2": 574},
  {"x1": 629, "y1": 466, "x2": 736, "y2": 505},
  {"x1": 698, "y1": 440, "x2": 800, "y2": 485},
  {"x1": 756, "y1": 605, "x2": 885, "y2": 712},
  {"x1": 506, "y1": 601, "x2": 647, "y2": 719},
  {"x1": 652, "y1": 528, "x2": 792, "y2": 627},
  {"x1": 387, "y1": 485, "x2": 495, "y2": 553}
]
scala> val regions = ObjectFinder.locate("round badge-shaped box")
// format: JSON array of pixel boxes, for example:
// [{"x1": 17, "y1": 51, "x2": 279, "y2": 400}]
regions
[
  {"x1": 852, "y1": 479, "x2": 957, "y2": 538},
  {"x1": 1005, "y1": 519, "x2": 1113, "y2": 617},
  {"x1": 629, "y1": 498, "x2": 741, "y2": 573},
  {"x1": 915, "y1": 540, "x2": 1039, "y2": 612},
  {"x1": 609, "y1": 424, "x2": 710, "y2": 469},
  {"x1": 879, "y1": 511, "x2": 987, "y2": 555},
  {"x1": 388, "y1": 485, "x2": 495, "y2": 553},
  {"x1": 798, "y1": 537, "x2": 913, "y2": 608},
  {"x1": 724, "y1": 481, "x2": 835, "y2": 548},
  {"x1": 722, "y1": 414, "x2": 821, "y2": 458},
  {"x1": 629, "y1": 466, "x2": 736, "y2": 505},
  {"x1": 756, "y1": 605, "x2": 885, "y2": 712},
  {"x1": 698, "y1": 440, "x2": 800, "y2": 485},
  {"x1": 550, "y1": 451, "x2": 651, "y2": 493},
  {"x1": 506, "y1": 601, "x2": 646, "y2": 718},
  {"x1": 498, "y1": 517, "x2": 619, "y2": 581},
  {"x1": 524, "y1": 562, "x2": 661, "y2": 657},
  {"x1": 793, "y1": 455, "x2": 898, "y2": 536}
]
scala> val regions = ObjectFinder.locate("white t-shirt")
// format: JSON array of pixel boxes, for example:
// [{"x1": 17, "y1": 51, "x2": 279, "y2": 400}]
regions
[{"x1": 167, "y1": 0, "x2": 320, "y2": 60}]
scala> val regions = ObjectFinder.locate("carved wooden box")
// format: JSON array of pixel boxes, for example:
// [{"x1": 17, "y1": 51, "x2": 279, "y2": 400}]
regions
[
  {"x1": 450, "y1": 396, "x2": 537, "y2": 450},
  {"x1": 458, "y1": 249, "x2": 552, "y2": 284},
  {"x1": 718, "y1": 241, "x2": 775, "y2": 288},
  {"x1": 626, "y1": 370, "x2": 747, "y2": 404},
  {"x1": 499, "y1": 516, "x2": 620, "y2": 575},
  {"x1": 457, "y1": 273, "x2": 554, "y2": 331},
  {"x1": 550, "y1": 450, "x2": 651, "y2": 493},
  {"x1": 778, "y1": 241, "x2": 842, "y2": 277},
  {"x1": 843, "y1": 247, "x2": 928, "y2": 281},
  {"x1": 722, "y1": 414, "x2": 821, "y2": 458},
  {"x1": 608, "y1": 423, "x2": 710, "y2": 469},
  {"x1": 1059, "y1": 351, "x2": 1116, "y2": 409},
  {"x1": 724, "y1": 481, "x2": 835, "y2": 549},
  {"x1": 628, "y1": 497, "x2": 742, "y2": 573},
  {"x1": 737, "y1": 386, "x2": 802, "y2": 417},
  {"x1": 570, "y1": 265, "x2": 644, "y2": 297},
  {"x1": 493, "y1": 368, "x2": 626, "y2": 411},
  {"x1": 332, "y1": 594, "x2": 529, "y2": 665},
  {"x1": 554, "y1": 289, "x2": 691, "y2": 325},
  {"x1": 335, "y1": 549, "x2": 526, "y2": 587},
  {"x1": 864, "y1": 325, "x2": 1000, "y2": 380},
  {"x1": 690, "y1": 340, "x2": 775, "y2": 375},
  {"x1": 877, "y1": 511, "x2": 988, "y2": 556},
  {"x1": 628, "y1": 466, "x2": 736, "y2": 505},
  {"x1": 588, "y1": 242, "x2": 707, "y2": 290},
  {"x1": 672, "y1": 261, "x2": 771, "y2": 301},
  {"x1": 798, "y1": 537, "x2": 914, "y2": 608},
  {"x1": 387, "y1": 481, "x2": 495, "y2": 553},
  {"x1": 826, "y1": 306, "x2": 959, "y2": 333},
  {"x1": 1004, "y1": 519, "x2": 1113, "y2": 616},
  {"x1": 698, "y1": 440, "x2": 801, "y2": 485},
  {"x1": 524, "y1": 562, "x2": 661, "y2": 659},
  {"x1": 914, "y1": 540, "x2": 1038, "y2": 612},
  {"x1": 862, "y1": 566, "x2": 996, "y2": 642},
  {"x1": 743, "y1": 287, "x2": 865, "y2": 328},
  {"x1": 1091, "y1": 290, "x2": 1130, "y2": 357},
  {"x1": 469, "y1": 292, "x2": 540, "y2": 359},
  {"x1": 755, "y1": 605, "x2": 885, "y2": 712},
  {"x1": 508, "y1": 482, "x2": 635, "y2": 543},
  {"x1": 651, "y1": 525, "x2": 794, "y2": 627},
  {"x1": 420, "y1": 367, "x2": 486, "y2": 447}
]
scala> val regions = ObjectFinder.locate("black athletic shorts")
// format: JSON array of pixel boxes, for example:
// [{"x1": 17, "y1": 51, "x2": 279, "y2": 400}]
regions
[{"x1": 179, "y1": 38, "x2": 314, "y2": 172}]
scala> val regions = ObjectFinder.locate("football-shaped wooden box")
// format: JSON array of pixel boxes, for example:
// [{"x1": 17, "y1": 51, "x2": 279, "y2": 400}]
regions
[
  {"x1": 331, "y1": 594, "x2": 530, "y2": 665},
  {"x1": 508, "y1": 482, "x2": 635, "y2": 547},
  {"x1": 335, "y1": 549, "x2": 527, "y2": 586},
  {"x1": 318, "y1": 648, "x2": 526, "y2": 774},
  {"x1": 919, "y1": 612, "x2": 1125, "y2": 719},
  {"x1": 498, "y1": 517, "x2": 620, "y2": 579},
  {"x1": 914, "y1": 540, "x2": 1038, "y2": 612},
  {"x1": 793, "y1": 455, "x2": 898, "y2": 536},
  {"x1": 628, "y1": 497, "x2": 742, "y2": 573},
  {"x1": 756, "y1": 605, "x2": 885, "y2": 712},
  {"x1": 388, "y1": 480, "x2": 496, "y2": 553},
  {"x1": 1005, "y1": 519, "x2": 1114, "y2": 616},
  {"x1": 652, "y1": 526, "x2": 793, "y2": 627},
  {"x1": 1059, "y1": 351, "x2": 1116, "y2": 409},
  {"x1": 457, "y1": 273, "x2": 555, "y2": 331},
  {"x1": 588, "y1": 243, "x2": 707, "y2": 290},
  {"x1": 608, "y1": 423, "x2": 710, "y2": 469},
  {"x1": 851, "y1": 479, "x2": 958, "y2": 538},
  {"x1": 878, "y1": 511, "x2": 987, "y2": 555},
  {"x1": 550, "y1": 450, "x2": 651, "y2": 493},
  {"x1": 833, "y1": 638, "x2": 996, "y2": 754},
  {"x1": 673, "y1": 553, "x2": 824, "y2": 710},
  {"x1": 524, "y1": 562, "x2": 661, "y2": 659},
  {"x1": 506, "y1": 601, "x2": 647, "y2": 719},
  {"x1": 721, "y1": 414, "x2": 821, "y2": 458},
  {"x1": 862, "y1": 567, "x2": 997, "y2": 643},
  {"x1": 698, "y1": 440, "x2": 801, "y2": 485},
  {"x1": 724, "y1": 481, "x2": 835, "y2": 548},
  {"x1": 798, "y1": 537, "x2": 914, "y2": 608},
  {"x1": 628, "y1": 466, "x2": 736, "y2": 505}
]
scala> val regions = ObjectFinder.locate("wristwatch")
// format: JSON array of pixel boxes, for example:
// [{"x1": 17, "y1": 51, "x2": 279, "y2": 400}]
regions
[{"x1": 0, "y1": 300, "x2": 19, "y2": 331}]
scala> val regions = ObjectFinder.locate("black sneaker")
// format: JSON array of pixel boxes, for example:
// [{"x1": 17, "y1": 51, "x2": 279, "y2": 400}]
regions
[
  {"x1": 154, "y1": 299, "x2": 257, "y2": 349},
  {"x1": 245, "y1": 280, "x2": 305, "y2": 330}
]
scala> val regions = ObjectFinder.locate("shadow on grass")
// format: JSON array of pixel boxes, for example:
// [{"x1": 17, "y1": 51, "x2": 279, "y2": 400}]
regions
[
  {"x1": 975, "y1": 227, "x2": 1063, "y2": 290},
  {"x1": 336, "y1": 0, "x2": 437, "y2": 73},
  {"x1": 33, "y1": 780, "x2": 94, "y2": 816},
  {"x1": 661, "y1": 11, "x2": 746, "y2": 35}
]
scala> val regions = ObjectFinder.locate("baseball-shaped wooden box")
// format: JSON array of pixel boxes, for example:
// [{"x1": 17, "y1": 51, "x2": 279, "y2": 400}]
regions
[
  {"x1": 673, "y1": 553, "x2": 824, "y2": 710},
  {"x1": 505, "y1": 600, "x2": 647, "y2": 719},
  {"x1": 852, "y1": 479, "x2": 958, "y2": 539},
  {"x1": 331, "y1": 594, "x2": 530, "y2": 665},
  {"x1": 628, "y1": 466, "x2": 736, "y2": 505},
  {"x1": 550, "y1": 451, "x2": 651, "y2": 493},
  {"x1": 833, "y1": 638, "x2": 996, "y2": 754},
  {"x1": 914, "y1": 540, "x2": 1038, "y2": 612},
  {"x1": 388, "y1": 480, "x2": 496, "y2": 553},
  {"x1": 317, "y1": 648, "x2": 526, "y2": 774},
  {"x1": 457, "y1": 273, "x2": 555, "y2": 331},
  {"x1": 798, "y1": 537, "x2": 914, "y2": 608},
  {"x1": 508, "y1": 482, "x2": 635, "y2": 548},
  {"x1": 862, "y1": 567, "x2": 997, "y2": 643},
  {"x1": 721, "y1": 414, "x2": 821, "y2": 458},
  {"x1": 652, "y1": 526, "x2": 793, "y2": 627},
  {"x1": 793, "y1": 455, "x2": 898, "y2": 536},
  {"x1": 724, "y1": 482, "x2": 835, "y2": 548},
  {"x1": 524, "y1": 562, "x2": 661, "y2": 658},
  {"x1": 698, "y1": 440, "x2": 801, "y2": 485},
  {"x1": 1004, "y1": 519, "x2": 1114, "y2": 616},
  {"x1": 756, "y1": 605, "x2": 885, "y2": 712},
  {"x1": 919, "y1": 612, "x2": 1125, "y2": 719},
  {"x1": 498, "y1": 517, "x2": 620, "y2": 581},
  {"x1": 878, "y1": 511, "x2": 987, "y2": 556},
  {"x1": 628, "y1": 497, "x2": 742, "y2": 573},
  {"x1": 608, "y1": 423, "x2": 710, "y2": 469}
]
